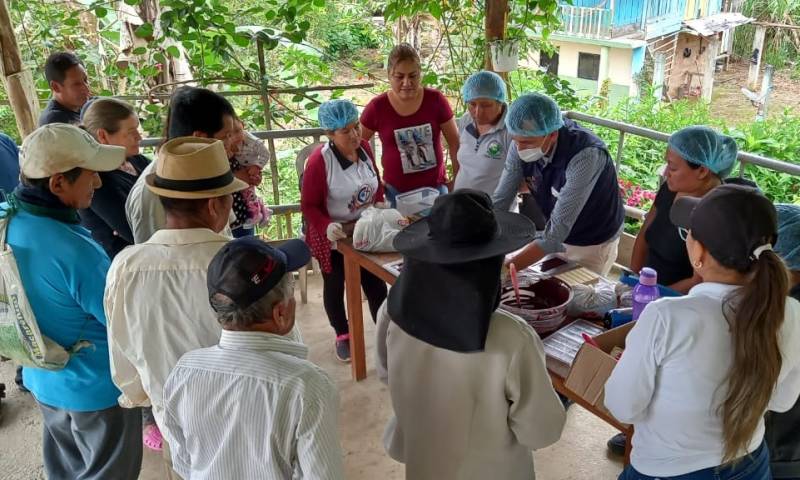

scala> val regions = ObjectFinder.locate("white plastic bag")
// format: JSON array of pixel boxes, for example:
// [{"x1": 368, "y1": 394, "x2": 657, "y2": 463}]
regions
[
  {"x1": 0, "y1": 214, "x2": 87, "y2": 369},
  {"x1": 353, "y1": 207, "x2": 407, "y2": 252},
  {"x1": 567, "y1": 280, "x2": 618, "y2": 316}
]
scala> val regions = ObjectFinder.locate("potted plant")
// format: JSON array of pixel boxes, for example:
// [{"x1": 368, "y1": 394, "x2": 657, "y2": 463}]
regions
[{"x1": 490, "y1": 38, "x2": 519, "y2": 72}]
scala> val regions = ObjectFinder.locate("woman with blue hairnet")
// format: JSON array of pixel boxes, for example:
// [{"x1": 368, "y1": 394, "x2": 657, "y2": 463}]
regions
[
  {"x1": 493, "y1": 93, "x2": 624, "y2": 275},
  {"x1": 452, "y1": 71, "x2": 511, "y2": 195},
  {"x1": 765, "y1": 203, "x2": 800, "y2": 479},
  {"x1": 301, "y1": 99, "x2": 388, "y2": 362}
]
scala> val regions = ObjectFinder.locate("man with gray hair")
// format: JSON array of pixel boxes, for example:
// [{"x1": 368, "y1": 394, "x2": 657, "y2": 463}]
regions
[{"x1": 163, "y1": 237, "x2": 345, "y2": 480}]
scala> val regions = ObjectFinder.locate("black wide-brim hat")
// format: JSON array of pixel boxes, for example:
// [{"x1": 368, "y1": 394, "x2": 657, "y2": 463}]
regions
[{"x1": 393, "y1": 189, "x2": 536, "y2": 264}]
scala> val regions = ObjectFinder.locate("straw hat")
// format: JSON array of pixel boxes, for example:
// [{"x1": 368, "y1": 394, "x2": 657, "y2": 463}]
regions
[{"x1": 146, "y1": 137, "x2": 248, "y2": 199}]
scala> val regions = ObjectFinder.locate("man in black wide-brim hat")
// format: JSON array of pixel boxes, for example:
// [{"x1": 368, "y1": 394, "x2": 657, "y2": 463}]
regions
[{"x1": 376, "y1": 189, "x2": 567, "y2": 480}]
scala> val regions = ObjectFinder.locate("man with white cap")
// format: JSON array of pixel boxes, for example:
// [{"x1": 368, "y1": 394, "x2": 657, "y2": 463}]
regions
[
  {"x1": 2, "y1": 123, "x2": 142, "y2": 479},
  {"x1": 105, "y1": 136, "x2": 249, "y2": 478}
]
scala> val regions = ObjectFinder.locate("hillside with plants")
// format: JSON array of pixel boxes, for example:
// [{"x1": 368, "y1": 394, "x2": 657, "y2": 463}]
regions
[{"x1": 1, "y1": 0, "x2": 798, "y2": 239}]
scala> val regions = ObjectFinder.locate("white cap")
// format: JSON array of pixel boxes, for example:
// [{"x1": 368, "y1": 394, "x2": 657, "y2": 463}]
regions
[{"x1": 20, "y1": 123, "x2": 125, "y2": 178}]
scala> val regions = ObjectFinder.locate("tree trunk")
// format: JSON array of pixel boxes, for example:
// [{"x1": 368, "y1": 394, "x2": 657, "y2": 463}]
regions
[
  {"x1": 485, "y1": 0, "x2": 509, "y2": 74},
  {"x1": 0, "y1": 0, "x2": 39, "y2": 137}
]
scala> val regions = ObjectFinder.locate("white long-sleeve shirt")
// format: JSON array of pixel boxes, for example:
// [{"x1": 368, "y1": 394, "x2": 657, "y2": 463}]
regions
[
  {"x1": 163, "y1": 330, "x2": 344, "y2": 480},
  {"x1": 376, "y1": 304, "x2": 566, "y2": 480},
  {"x1": 605, "y1": 282, "x2": 800, "y2": 477},
  {"x1": 104, "y1": 227, "x2": 301, "y2": 441}
]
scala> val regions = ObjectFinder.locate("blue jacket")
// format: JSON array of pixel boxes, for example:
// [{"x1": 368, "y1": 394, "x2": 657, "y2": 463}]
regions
[
  {"x1": 5, "y1": 205, "x2": 121, "y2": 411},
  {"x1": 0, "y1": 133, "x2": 19, "y2": 201}
]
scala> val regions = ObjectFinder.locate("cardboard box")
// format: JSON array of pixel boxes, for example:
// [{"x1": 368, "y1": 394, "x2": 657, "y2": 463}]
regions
[{"x1": 564, "y1": 321, "x2": 635, "y2": 420}]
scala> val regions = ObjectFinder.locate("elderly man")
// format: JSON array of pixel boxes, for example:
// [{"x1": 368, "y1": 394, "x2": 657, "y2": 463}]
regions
[
  {"x1": 163, "y1": 237, "x2": 344, "y2": 480},
  {"x1": 105, "y1": 136, "x2": 249, "y2": 478},
  {"x1": 492, "y1": 93, "x2": 624, "y2": 275},
  {"x1": 38, "y1": 52, "x2": 91, "y2": 126},
  {"x1": 125, "y1": 86, "x2": 241, "y2": 243},
  {"x1": 4, "y1": 124, "x2": 141, "y2": 479},
  {"x1": 377, "y1": 190, "x2": 566, "y2": 480}
]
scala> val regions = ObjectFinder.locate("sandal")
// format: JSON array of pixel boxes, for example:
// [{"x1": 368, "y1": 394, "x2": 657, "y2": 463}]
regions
[{"x1": 142, "y1": 423, "x2": 163, "y2": 452}]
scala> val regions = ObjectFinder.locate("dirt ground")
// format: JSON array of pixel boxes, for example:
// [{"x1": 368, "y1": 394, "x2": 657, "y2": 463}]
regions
[
  {"x1": 0, "y1": 274, "x2": 624, "y2": 480},
  {"x1": 711, "y1": 59, "x2": 800, "y2": 125}
]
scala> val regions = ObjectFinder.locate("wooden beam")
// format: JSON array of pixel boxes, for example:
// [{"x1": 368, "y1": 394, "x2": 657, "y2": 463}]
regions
[
  {"x1": 748, "y1": 25, "x2": 766, "y2": 90},
  {"x1": 0, "y1": 0, "x2": 39, "y2": 137},
  {"x1": 751, "y1": 21, "x2": 800, "y2": 30},
  {"x1": 485, "y1": 0, "x2": 509, "y2": 72}
]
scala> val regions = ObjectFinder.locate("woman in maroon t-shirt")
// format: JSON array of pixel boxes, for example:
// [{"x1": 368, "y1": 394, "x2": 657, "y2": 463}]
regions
[{"x1": 360, "y1": 43, "x2": 460, "y2": 205}]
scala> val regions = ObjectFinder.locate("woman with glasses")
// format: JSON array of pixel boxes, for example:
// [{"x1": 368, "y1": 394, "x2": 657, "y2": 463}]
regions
[
  {"x1": 629, "y1": 126, "x2": 751, "y2": 295},
  {"x1": 360, "y1": 43, "x2": 460, "y2": 205},
  {"x1": 606, "y1": 184, "x2": 800, "y2": 480}
]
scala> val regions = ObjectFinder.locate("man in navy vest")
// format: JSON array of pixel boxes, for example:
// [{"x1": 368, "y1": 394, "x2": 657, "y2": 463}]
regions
[{"x1": 492, "y1": 93, "x2": 624, "y2": 276}]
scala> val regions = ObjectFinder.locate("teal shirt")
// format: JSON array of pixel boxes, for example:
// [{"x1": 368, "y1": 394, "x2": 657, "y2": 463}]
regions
[{"x1": 6, "y1": 206, "x2": 121, "y2": 411}]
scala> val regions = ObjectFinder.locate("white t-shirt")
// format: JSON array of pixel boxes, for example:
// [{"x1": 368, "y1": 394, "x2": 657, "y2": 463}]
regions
[
  {"x1": 605, "y1": 282, "x2": 800, "y2": 476},
  {"x1": 322, "y1": 143, "x2": 379, "y2": 223}
]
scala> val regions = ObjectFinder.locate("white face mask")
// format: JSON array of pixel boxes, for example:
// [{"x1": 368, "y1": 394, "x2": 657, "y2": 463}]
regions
[{"x1": 518, "y1": 147, "x2": 545, "y2": 163}]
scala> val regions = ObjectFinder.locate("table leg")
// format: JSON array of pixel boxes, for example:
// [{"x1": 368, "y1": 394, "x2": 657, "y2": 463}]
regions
[{"x1": 343, "y1": 251, "x2": 367, "y2": 381}]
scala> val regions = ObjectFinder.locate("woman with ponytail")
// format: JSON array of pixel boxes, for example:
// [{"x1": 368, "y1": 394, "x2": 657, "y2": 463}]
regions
[{"x1": 605, "y1": 184, "x2": 800, "y2": 480}]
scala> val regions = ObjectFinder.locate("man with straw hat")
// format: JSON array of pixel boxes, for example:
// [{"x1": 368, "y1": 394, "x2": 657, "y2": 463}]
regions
[
  {"x1": 105, "y1": 136, "x2": 253, "y2": 478},
  {"x1": 376, "y1": 189, "x2": 566, "y2": 480}
]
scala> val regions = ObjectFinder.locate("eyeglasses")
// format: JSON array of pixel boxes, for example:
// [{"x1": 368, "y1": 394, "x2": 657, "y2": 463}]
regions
[{"x1": 677, "y1": 227, "x2": 689, "y2": 242}]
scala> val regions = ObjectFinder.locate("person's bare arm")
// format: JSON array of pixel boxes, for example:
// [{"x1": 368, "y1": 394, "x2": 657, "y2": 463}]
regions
[
  {"x1": 361, "y1": 124, "x2": 375, "y2": 142},
  {"x1": 630, "y1": 204, "x2": 657, "y2": 273},
  {"x1": 507, "y1": 242, "x2": 547, "y2": 271},
  {"x1": 667, "y1": 273, "x2": 702, "y2": 294},
  {"x1": 441, "y1": 117, "x2": 460, "y2": 181}
]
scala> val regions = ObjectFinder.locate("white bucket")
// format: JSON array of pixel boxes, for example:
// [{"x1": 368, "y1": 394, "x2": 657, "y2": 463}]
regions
[{"x1": 490, "y1": 40, "x2": 519, "y2": 72}]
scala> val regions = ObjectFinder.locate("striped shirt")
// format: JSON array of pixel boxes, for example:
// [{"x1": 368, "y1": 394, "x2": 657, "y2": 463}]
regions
[
  {"x1": 163, "y1": 330, "x2": 345, "y2": 480},
  {"x1": 492, "y1": 141, "x2": 615, "y2": 253}
]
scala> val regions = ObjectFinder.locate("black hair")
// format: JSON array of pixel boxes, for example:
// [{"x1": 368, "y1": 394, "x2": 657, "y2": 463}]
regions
[
  {"x1": 166, "y1": 87, "x2": 236, "y2": 140},
  {"x1": 158, "y1": 196, "x2": 210, "y2": 216},
  {"x1": 44, "y1": 52, "x2": 83, "y2": 84},
  {"x1": 20, "y1": 167, "x2": 83, "y2": 190}
]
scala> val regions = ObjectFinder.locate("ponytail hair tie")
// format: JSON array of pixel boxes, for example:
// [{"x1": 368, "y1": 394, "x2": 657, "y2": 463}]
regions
[{"x1": 752, "y1": 243, "x2": 773, "y2": 260}]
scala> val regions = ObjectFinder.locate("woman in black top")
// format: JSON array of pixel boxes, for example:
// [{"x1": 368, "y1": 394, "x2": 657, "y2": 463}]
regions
[
  {"x1": 80, "y1": 98, "x2": 149, "y2": 258},
  {"x1": 630, "y1": 126, "x2": 743, "y2": 294}
]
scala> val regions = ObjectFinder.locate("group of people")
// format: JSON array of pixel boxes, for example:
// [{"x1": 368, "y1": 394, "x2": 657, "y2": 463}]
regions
[{"x1": 0, "y1": 41, "x2": 799, "y2": 480}]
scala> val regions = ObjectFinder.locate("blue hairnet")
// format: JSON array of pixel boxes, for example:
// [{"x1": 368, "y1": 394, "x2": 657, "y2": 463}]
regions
[
  {"x1": 318, "y1": 99, "x2": 359, "y2": 132},
  {"x1": 667, "y1": 126, "x2": 738, "y2": 178},
  {"x1": 461, "y1": 71, "x2": 507, "y2": 104},
  {"x1": 776, "y1": 203, "x2": 800, "y2": 271},
  {"x1": 505, "y1": 93, "x2": 564, "y2": 137}
]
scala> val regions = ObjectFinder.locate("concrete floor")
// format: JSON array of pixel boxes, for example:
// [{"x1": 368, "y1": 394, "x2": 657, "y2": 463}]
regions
[{"x1": 0, "y1": 274, "x2": 624, "y2": 479}]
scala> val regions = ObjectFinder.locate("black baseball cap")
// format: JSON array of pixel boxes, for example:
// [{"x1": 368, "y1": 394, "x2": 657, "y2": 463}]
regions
[
  {"x1": 670, "y1": 184, "x2": 777, "y2": 270},
  {"x1": 207, "y1": 237, "x2": 311, "y2": 311}
]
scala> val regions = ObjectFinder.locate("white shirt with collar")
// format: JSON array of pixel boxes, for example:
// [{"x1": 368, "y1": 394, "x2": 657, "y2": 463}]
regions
[
  {"x1": 605, "y1": 282, "x2": 800, "y2": 477},
  {"x1": 453, "y1": 110, "x2": 511, "y2": 196},
  {"x1": 104, "y1": 228, "x2": 302, "y2": 441},
  {"x1": 163, "y1": 330, "x2": 344, "y2": 480}
]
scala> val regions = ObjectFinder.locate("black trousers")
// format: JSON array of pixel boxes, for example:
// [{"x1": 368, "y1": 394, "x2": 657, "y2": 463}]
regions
[{"x1": 322, "y1": 249, "x2": 387, "y2": 336}]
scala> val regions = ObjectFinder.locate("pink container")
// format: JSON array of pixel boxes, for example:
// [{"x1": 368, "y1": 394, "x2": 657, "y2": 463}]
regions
[{"x1": 500, "y1": 278, "x2": 573, "y2": 334}]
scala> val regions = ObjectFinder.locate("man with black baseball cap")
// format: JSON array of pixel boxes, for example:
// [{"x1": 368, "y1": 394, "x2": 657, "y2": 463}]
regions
[{"x1": 162, "y1": 237, "x2": 345, "y2": 480}]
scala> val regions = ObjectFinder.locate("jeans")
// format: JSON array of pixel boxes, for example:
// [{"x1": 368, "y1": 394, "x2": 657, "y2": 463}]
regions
[
  {"x1": 384, "y1": 183, "x2": 448, "y2": 208},
  {"x1": 619, "y1": 441, "x2": 771, "y2": 480}
]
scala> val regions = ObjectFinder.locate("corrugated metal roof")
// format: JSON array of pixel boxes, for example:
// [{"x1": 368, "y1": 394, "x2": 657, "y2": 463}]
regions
[{"x1": 683, "y1": 12, "x2": 753, "y2": 37}]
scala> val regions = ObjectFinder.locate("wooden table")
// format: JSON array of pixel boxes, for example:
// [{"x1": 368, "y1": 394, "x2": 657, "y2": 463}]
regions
[
  {"x1": 337, "y1": 239, "x2": 400, "y2": 381},
  {"x1": 337, "y1": 239, "x2": 633, "y2": 463}
]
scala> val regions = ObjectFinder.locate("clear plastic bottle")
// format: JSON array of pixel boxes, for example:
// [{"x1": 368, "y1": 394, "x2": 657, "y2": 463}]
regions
[{"x1": 632, "y1": 267, "x2": 660, "y2": 321}]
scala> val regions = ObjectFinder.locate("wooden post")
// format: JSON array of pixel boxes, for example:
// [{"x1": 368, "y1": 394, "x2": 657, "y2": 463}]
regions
[
  {"x1": 756, "y1": 64, "x2": 773, "y2": 121},
  {"x1": 748, "y1": 25, "x2": 766, "y2": 90},
  {"x1": 485, "y1": 0, "x2": 509, "y2": 72},
  {"x1": 701, "y1": 36, "x2": 719, "y2": 101},
  {"x1": 257, "y1": 39, "x2": 284, "y2": 239},
  {"x1": 598, "y1": 46, "x2": 610, "y2": 95},
  {"x1": 653, "y1": 52, "x2": 666, "y2": 100},
  {"x1": 0, "y1": 0, "x2": 39, "y2": 137}
]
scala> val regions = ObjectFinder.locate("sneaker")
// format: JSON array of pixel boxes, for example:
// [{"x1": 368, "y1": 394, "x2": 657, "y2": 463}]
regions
[
  {"x1": 607, "y1": 432, "x2": 627, "y2": 457},
  {"x1": 335, "y1": 334, "x2": 351, "y2": 363}
]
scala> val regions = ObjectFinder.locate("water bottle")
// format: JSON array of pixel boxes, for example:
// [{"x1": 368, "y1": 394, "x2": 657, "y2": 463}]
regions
[{"x1": 632, "y1": 268, "x2": 660, "y2": 321}]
